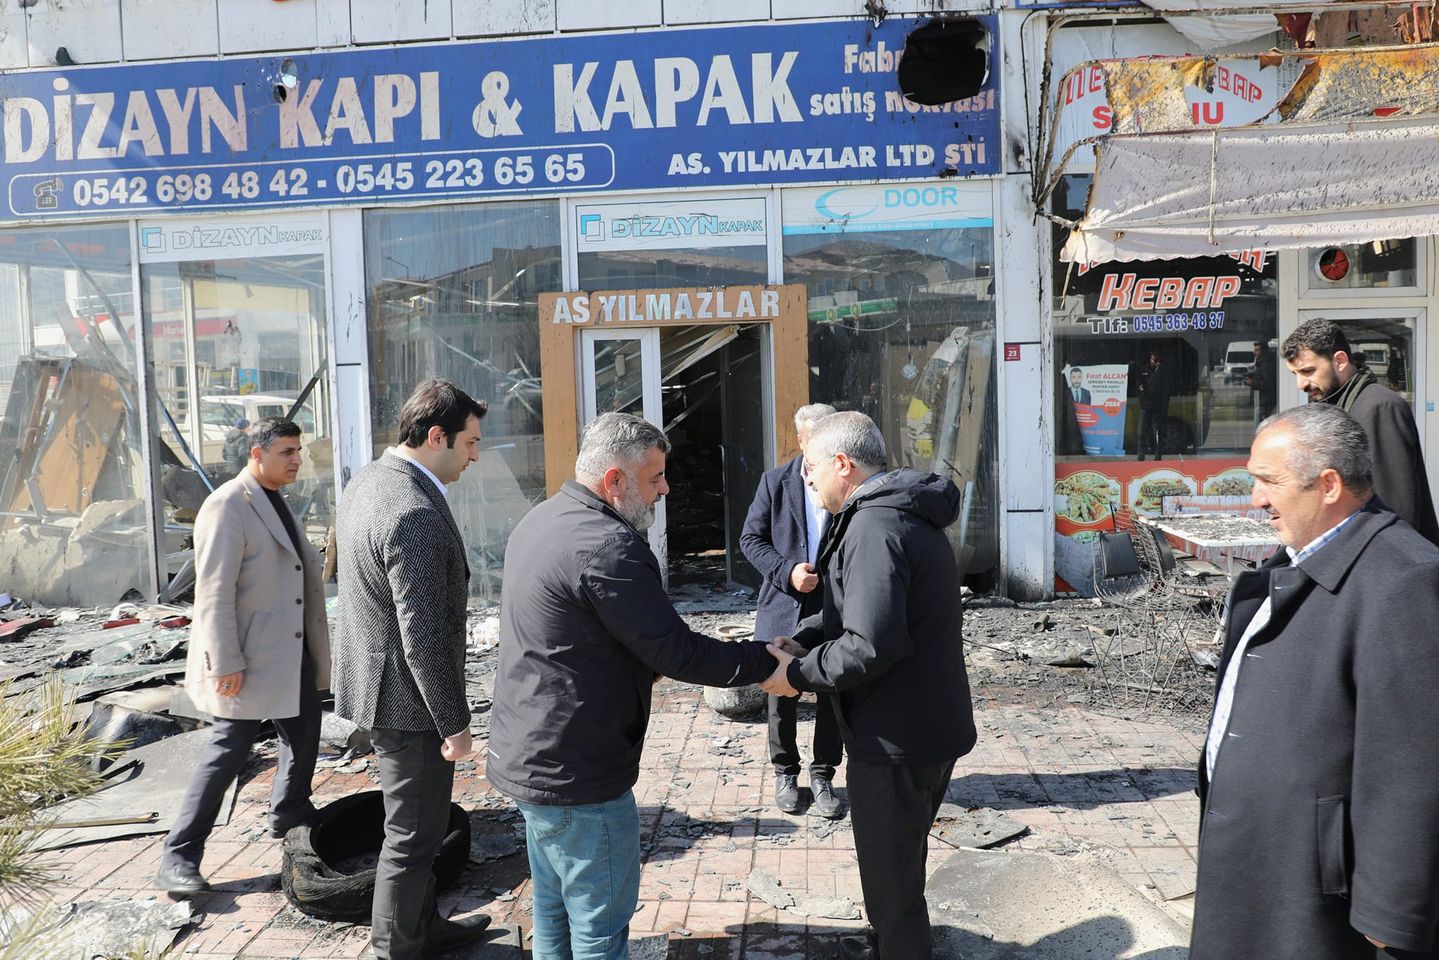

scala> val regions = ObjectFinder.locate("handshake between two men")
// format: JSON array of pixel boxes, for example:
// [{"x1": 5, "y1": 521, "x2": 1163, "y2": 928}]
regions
[{"x1": 760, "y1": 637, "x2": 807, "y2": 697}]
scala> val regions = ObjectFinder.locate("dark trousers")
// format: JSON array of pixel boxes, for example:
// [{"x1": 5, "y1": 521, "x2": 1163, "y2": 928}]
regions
[
  {"x1": 847, "y1": 755, "x2": 957, "y2": 960},
  {"x1": 1138, "y1": 407, "x2": 1166, "y2": 456},
  {"x1": 162, "y1": 657, "x2": 320, "y2": 870},
  {"x1": 370, "y1": 727, "x2": 455, "y2": 960},
  {"x1": 768, "y1": 692, "x2": 843, "y2": 779}
]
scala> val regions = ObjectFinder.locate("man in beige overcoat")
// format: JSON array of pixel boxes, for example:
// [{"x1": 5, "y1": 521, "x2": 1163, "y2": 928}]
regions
[{"x1": 156, "y1": 416, "x2": 331, "y2": 896}]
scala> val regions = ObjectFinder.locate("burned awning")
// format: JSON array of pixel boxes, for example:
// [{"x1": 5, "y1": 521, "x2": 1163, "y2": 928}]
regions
[{"x1": 1059, "y1": 115, "x2": 1439, "y2": 262}]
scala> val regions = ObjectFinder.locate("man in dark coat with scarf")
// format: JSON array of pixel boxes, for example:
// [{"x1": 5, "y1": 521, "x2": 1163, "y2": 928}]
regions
[
  {"x1": 1192, "y1": 403, "x2": 1439, "y2": 960},
  {"x1": 740, "y1": 401, "x2": 843, "y2": 818},
  {"x1": 1282, "y1": 317, "x2": 1439, "y2": 544},
  {"x1": 763, "y1": 411, "x2": 976, "y2": 960}
]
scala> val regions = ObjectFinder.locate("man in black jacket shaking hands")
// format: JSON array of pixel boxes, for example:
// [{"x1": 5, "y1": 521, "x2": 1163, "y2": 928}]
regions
[
  {"x1": 489, "y1": 412, "x2": 783, "y2": 959},
  {"x1": 767, "y1": 411, "x2": 976, "y2": 960}
]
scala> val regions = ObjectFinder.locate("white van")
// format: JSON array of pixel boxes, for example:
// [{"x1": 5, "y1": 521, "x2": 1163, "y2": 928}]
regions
[{"x1": 1221, "y1": 341, "x2": 1257, "y2": 384}]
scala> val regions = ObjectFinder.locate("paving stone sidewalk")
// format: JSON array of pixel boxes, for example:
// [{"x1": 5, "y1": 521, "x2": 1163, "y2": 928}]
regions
[{"x1": 33, "y1": 683, "x2": 1205, "y2": 959}]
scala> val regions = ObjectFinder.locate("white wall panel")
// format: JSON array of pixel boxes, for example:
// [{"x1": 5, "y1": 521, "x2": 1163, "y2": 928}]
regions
[
  {"x1": 25, "y1": 0, "x2": 122, "y2": 66},
  {"x1": 556, "y1": 0, "x2": 660, "y2": 31},
  {"x1": 771, "y1": 0, "x2": 860, "y2": 19},
  {"x1": 664, "y1": 0, "x2": 769, "y2": 25},
  {"x1": 218, "y1": 0, "x2": 317, "y2": 54},
  {"x1": 315, "y1": 0, "x2": 349, "y2": 47},
  {"x1": 455, "y1": 0, "x2": 554, "y2": 36},
  {"x1": 123, "y1": 0, "x2": 218, "y2": 61},
  {"x1": 350, "y1": 0, "x2": 450, "y2": 44},
  {"x1": 0, "y1": 0, "x2": 28, "y2": 70},
  {"x1": 1003, "y1": 511, "x2": 1052, "y2": 601}
]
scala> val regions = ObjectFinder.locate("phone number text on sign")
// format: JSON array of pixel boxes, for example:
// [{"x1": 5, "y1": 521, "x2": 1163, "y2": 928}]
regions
[{"x1": 8, "y1": 144, "x2": 614, "y2": 217}]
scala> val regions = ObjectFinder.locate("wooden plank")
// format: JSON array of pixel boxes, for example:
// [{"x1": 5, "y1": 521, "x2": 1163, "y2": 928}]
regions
[
  {"x1": 538, "y1": 294, "x2": 579, "y2": 497},
  {"x1": 771, "y1": 284, "x2": 810, "y2": 467}
]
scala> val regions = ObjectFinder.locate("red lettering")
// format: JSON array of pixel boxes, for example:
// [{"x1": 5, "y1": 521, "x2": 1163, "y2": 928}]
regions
[
  {"x1": 1132, "y1": 278, "x2": 1159, "y2": 310},
  {"x1": 1156, "y1": 277, "x2": 1184, "y2": 310},
  {"x1": 1197, "y1": 101, "x2": 1225, "y2": 125},
  {"x1": 1098, "y1": 272, "x2": 1136, "y2": 312},
  {"x1": 1212, "y1": 276, "x2": 1241, "y2": 305},
  {"x1": 1183, "y1": 277, "x2": 1216, "y2": 309},
  {"x1": 1087, "y1": 64, "x2": 1104, "y2": 95},
  {"x1": 1092, "y1": 104, "x2": 1113, "y2": 130}
]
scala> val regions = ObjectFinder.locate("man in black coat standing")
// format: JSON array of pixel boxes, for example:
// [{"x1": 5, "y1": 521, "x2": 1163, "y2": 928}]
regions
[
  {"x1": 488, "y1": 412, "x2": 782, "y2": 958},
  {"x1": 1136, "y1": 350, "x2": 1172, "y2": 461},
  {"x1": 765, "y1": 411, "x2": 976, "y2": 960},
  {"x1": 1283, "y1": 317, "x2": 1439, "y2": 544},
  {"x1": 1192, "y1": 404, "x2": 1439, "y2": 960},
  {"x1": 740, "y1": 401, "x2": 843, "y2": 818}
]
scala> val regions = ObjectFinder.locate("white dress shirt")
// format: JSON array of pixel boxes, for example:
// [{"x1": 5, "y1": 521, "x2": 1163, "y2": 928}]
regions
[
  {"x1": 390, "y1": 447, "x2": 447, "y2": 497},
  {"x1": 1204, "y1": 510, "x2": 1361, "y2": 777}
]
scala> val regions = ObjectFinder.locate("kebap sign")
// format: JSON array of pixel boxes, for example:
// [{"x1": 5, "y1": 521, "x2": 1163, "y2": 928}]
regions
[{"x1": 0, "y1": 17, "x2": 999, "y2": 223}]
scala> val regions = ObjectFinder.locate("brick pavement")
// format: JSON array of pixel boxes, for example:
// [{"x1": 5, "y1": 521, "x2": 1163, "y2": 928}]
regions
[{"x1": 32, "y1": 682, "x2": 1206, "y2": 958}]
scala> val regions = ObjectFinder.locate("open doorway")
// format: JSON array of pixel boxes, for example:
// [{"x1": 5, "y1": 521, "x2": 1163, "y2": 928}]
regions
[{"x1": 660, "y1": 323, "x2": 765, "y2": 593}]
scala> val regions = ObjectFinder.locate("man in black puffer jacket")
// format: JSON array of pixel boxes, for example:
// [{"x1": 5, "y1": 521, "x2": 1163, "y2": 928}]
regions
[
  {"x1": 768, "y1": 411, "x2": 976, "y2": 960},
  {"x1": 488, "y1": 412, "x2": 781, "y2": 959}
]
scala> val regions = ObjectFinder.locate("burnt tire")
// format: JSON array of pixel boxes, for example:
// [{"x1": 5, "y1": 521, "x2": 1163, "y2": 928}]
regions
[{"x1": 280, "y1": 790, "x2": 471, "y2": 923}]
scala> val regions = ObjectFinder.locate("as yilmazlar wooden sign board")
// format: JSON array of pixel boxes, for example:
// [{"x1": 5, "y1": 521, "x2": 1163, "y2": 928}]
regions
[{"x1": 539, "y1": 284, "x2": 808, "y2": 495}]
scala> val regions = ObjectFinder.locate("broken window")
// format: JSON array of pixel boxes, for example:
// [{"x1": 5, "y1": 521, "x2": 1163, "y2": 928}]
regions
[{"x1": 0, "y1": 223, "x2": 155, "y2": 607}]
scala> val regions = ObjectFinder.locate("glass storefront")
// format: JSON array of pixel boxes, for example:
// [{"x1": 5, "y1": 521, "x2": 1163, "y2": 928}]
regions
[
  {"x1": 142, "y1": 248, "x2": 334, "y2": 567},
  {"x1": 364, "y1": 201, "x2": 562, "y2": 603},
  {"x1": 0, "y1": 224, "x2": 155, "y2": 606},
  {"x1": 1051, "y1": 174, "x2": 1280, "y2": 589},
  {"x1": 782, "y1": 183, "x2": 1001, "y2": 586}
]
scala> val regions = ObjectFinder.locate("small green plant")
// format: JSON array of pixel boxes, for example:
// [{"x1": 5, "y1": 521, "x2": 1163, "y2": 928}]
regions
[{"x1": 0, "y1": 676, "x2": 128, "y2": 958}]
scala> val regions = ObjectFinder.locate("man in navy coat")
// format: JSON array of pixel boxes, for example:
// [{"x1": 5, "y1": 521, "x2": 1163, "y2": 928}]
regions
[{"x1": 740, "y1": 402, "x2": 844, "y2": 818}]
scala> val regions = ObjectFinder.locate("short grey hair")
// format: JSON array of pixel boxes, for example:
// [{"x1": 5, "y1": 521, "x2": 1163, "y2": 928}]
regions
[
  {"x1": 575, "y1": 412, "x2": 671, "y2": 483},
  {"x1": 806, "y1": 411, "x2": 886, "y2": 471},
  {"x1": 794, "y1": 403, "x2": 837, "y2": 430},
  {"x1": 1257, "y1": 404, "x2": 1372, "y2": 493}
]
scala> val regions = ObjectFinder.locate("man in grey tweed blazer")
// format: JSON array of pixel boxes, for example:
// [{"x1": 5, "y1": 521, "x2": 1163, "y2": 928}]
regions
[{"x1": 334, "y1": 379, "x2": 492, "y2": 960}]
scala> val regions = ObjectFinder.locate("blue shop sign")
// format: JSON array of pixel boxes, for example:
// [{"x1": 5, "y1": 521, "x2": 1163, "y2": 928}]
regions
[{"x1": 0, "y1": 17, "x2": 998, "y2": 222}]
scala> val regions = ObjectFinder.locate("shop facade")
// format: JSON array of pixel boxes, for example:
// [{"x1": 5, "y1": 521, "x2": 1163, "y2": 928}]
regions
[
  {"x1": 1032, "y1": 13, "x2": 1439, "y2": 591},
  {"x1": 0, "y1": 6, "x2": 1023, "y2": 606}
]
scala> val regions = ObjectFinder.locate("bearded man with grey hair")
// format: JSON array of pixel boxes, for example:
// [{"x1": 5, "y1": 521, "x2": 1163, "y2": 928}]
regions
[
  {"x1": 1190, "y1": 403, "x2": 1439, "y2": 960},
  {"x1": 488, "y1": 411, "x2": 782, "y2": 959},
  {"x1": 767, "y1": 410, "x2": 976, "y2": 960}
]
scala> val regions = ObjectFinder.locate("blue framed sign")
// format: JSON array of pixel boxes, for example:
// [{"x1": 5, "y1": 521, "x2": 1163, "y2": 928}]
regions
[{"x1": 0, "y1": 17, "x2": 999, "y2": 223}]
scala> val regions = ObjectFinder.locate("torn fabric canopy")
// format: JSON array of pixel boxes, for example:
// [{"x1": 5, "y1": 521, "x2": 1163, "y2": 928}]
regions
[{"x1": 1060, "y1": 116, "x2": 1439, "y2": 263}]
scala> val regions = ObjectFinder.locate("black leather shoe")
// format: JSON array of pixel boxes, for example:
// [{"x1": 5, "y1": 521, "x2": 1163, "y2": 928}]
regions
[
  {"x1": 156, "y1": 862, "x2": 211, "y2": 897},
  {"x1": 775, "y1": 773, "x2": 800, "y2": 813},
  {"x1": 838, "y1": 933, "x2": 878, "y2": 959},
  {"x1": 810, "y1": 775, "x2": 843, "y2": 819},
  {"x1": 425, "y1": 913, "x2": 492, "y2": 956}
]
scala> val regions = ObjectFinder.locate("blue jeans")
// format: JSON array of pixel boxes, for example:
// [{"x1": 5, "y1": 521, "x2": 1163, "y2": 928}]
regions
[{"x1": 515, "y1": 792, "x2": 641, "y2": 960}]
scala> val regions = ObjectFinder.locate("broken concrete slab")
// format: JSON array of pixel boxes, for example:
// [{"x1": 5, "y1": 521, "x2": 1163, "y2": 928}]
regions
[
  {"x1": 32, "y1": 727, "x2": 239, "y2": 851},
  {"x1": 0, "y1": 897, "x2": 195, "y2": 958},
  {"x1": 746, "y1": 867, "x2": 860, "y2": 919},
  {"x1": 795, "y1": 895, "x2": 862, "y2": 920},
  {"x1": 745, "y1": 867, "x2": 795, "y2": 910},
  {"x1": 469, "y1": 831, "x2": 520, "y2": 863},
  {"x1": 931, "y1": 805, "x2": 1029, "y2": 850},
  {"x1": 628, "y1": 934, "x2": 671, "y2": 960},
  {"x1": 926, "y1": 848, "x2": 1190, "y2": 959}
]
